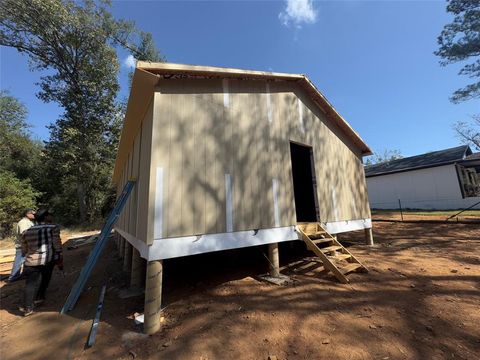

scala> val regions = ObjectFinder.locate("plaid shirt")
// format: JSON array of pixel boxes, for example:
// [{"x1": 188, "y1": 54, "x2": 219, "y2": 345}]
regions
[{"x1": 21, "y1": 224, "x2": 62, "y2": 266}]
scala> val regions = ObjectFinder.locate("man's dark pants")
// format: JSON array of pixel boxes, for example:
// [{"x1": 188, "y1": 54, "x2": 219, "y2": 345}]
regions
[{"x1": 23, "y1": 262, "x2": 55, "y2": 309}]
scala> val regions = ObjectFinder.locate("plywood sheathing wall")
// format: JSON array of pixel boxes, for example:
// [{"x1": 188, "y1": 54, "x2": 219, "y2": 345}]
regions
[
  {"x1": 144, "y1": 78, "x2": 371, "y2": 242},
  {"x1": 117, "y1": 99, "x2": 154, "y2": 243}
]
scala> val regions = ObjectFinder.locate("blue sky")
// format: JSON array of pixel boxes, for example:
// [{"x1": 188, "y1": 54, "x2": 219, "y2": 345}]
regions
[{"x1": 1, "y1": 0, "x2": 478, "y2": 158}]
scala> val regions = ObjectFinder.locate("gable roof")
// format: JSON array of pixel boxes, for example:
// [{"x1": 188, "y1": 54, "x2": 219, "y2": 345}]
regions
[
  {"x1": 365, "y1": 145, "x2": 472, "y2": 177},
  {"x1": 113, "y1": 62, "x2": 372, "y2": 183},
  {"x1": 465, "y1": 152, "x2": 480, "y2": 160}
]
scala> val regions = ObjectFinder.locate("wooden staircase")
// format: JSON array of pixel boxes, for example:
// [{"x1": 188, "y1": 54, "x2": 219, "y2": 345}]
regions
[{"x1": 296, "y1": 223, "x2": 368, "y2": 283}]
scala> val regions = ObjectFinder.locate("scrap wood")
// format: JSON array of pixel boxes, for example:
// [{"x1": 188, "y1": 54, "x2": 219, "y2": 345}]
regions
[
  {"x1": 67, "y1": 235, "x2": 98, "y2": 250},
  {"x1": 0, "y1": 249, "x2": 15, "y2": 264}
]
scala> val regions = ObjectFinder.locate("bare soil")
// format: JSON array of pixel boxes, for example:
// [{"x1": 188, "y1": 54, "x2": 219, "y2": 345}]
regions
[{"x1": 1, "y1": 222, "x2": 479, "y2": 360}]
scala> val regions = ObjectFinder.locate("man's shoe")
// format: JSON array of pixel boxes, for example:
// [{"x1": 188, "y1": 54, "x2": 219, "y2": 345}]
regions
[
  {"x1": 34, "y1": 298, "x2": 45, "y2": 306},
  {"x1": 19, "y1": 306, "x2": 34, "y2": 317}
]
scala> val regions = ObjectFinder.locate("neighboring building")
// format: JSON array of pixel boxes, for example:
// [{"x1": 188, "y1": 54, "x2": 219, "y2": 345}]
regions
[
  {"x1": 113, "y1": 62, "x2": 374, "y2": 333},
  {"x1": 365, "y1": 145, "x2": 480, "y2": 210}
]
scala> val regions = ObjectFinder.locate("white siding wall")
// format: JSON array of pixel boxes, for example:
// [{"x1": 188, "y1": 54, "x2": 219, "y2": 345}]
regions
[{"x1": 367, "y1": 164, "x2": 480, "y2": 210}]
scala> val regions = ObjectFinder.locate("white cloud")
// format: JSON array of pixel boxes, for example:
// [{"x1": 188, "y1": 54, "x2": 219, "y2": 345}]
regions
[
  {"x1": 123, "y1": 54, "x2": 136, "y2": 69},
  {"x1": 279, "y1": 0, "x2": 317, "y2": 28}
]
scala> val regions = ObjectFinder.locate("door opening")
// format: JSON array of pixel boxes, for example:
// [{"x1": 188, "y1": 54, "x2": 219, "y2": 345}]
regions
[{"x1": 290, "y1": 142, "x2": 319, "y2": 222}]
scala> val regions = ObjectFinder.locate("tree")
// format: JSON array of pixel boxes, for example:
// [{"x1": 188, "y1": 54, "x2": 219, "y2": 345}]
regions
[
  {"x1": 454, "y1": 114, "x2": 480, "y2": 151},
  {"x1": 0, "y1": 0, "x2": 160, "y2": 224},
  {"x1": 436, "y1": 0, "x2": 479, "y2": 152},
  {"x1": 435, "y1": 0, "x2": 480, "y2": 103},
  {"x1": 0, "y1": 92, "x2": 42, "y2": 235},
  {"x1": 0, "y1": 0, "x2": 165, "y2": 224},
  {"x1": 0, "y1": 91, "x2": 43, "y2": 185},
  {"x1": 0, "y1": 171, "x2": 39, "y2": 237},
  {"x1": 365, "y1": 149, "x2": 403, "y2": 165}
]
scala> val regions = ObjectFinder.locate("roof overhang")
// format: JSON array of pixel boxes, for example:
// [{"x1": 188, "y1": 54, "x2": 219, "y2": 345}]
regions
[{"x1": 113, "y1": 62, "x2": 372, "y2": 184}]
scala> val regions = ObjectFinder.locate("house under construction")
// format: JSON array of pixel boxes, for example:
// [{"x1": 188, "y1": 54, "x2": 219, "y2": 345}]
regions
[{"x1": 113, "y1": 62, "x2": 374, "y2": 334}]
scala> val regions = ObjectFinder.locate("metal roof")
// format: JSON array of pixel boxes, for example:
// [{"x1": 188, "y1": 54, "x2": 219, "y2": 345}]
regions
[{"x1": 364, "y1": 145, "x2": 472, "y2": 177}]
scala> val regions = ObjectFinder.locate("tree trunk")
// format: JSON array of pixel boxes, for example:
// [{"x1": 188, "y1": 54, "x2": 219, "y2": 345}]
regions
[{"x1": 77, "y1": 182, "x2": 87, "y2": 223}]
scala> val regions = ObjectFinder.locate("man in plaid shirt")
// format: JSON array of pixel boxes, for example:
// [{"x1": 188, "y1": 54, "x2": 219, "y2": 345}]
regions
[{"x1": 20, "y1": 209, "x2": 63, "y2": 316}]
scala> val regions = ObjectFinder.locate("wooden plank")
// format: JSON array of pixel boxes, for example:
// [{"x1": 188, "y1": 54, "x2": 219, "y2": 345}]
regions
[
  {"x1": 327, "y1": 253, "x2": 351, "y2": 261},
  {"x1": 297, "y1": 228, "x2": 349, "y2": 284},
  {"x1": 312, "y1": 238, "x2": 333, "y2": 245},
  {"x1": 235, "y1": 82, "x2": 253, "y2": 230},
  {"x1": 215, "y1": 89, "x2": 227, "y2": 234},
  {"x1": 166, "y1": 93, "x2": 183, "y2": 237},
  {"x1": 293, "y1": 261, "x2": 324, "y2": 274},
  {"x1": 204, "y1": 95, "x2": 218, "y2": 234},
  {"x1": 151, "y1": 91, "x2": 170, "y2": 240},
  {"x1": 131, "y1": 135, "x2": 141, "y2": 237},
  {"x1": 0, "y1": 256, "x2": 15, "y2": 264},
  {"x1": 340, "y1": 263, "x2": 363, "y2": 275},
  {"x1": 0, "y1": 249, "x2": 15, "y2": 256},
  {"x1": 229, "y1": 80, "x2": 245, "y2": 231},
  {"x1": 332, "y1": 238, "x2": 369, "y2": 271},
  {"x1": 248, "y1": 82, "x2": 263, "y2": 230},
  {"x1": 320, "y1": 245, "x2": 342, "y2": 253},
  {"x1": 138, "y1": 101, "x2": 154, "y2": 243},
  {"x1": 307, "y1": 231, "x2": 328, "y2": 238},
  {"x1": 193, "y1": 94, "x2": 206, "y2": 235},
  {"x1": 181, "y1": 92, "x2": 196, "y2": 236},
  {"x1": 137, "y1": 61, "x2": 304, "y2": 81},
  {"x1": 126, "y1": 150, "x2": 133, "y2": 234}
]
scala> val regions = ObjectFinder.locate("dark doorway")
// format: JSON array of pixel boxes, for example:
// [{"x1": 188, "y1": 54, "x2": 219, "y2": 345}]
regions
[{"x1": 290, "y1": 142, "x2": 318, "y2": 222}]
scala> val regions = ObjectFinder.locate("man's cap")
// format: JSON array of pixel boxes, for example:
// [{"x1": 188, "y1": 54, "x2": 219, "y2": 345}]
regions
[{"x1": 35, "y1": 209, "x2": 53, "y2": 222}]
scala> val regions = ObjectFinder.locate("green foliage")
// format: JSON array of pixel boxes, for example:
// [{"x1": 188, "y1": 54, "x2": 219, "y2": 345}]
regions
[
  {"x1": 0, "y1": 0, "x2": 164, "y2": 225},
  {"x1": 365, "y1": 149, "x2": 403, "y2": 166},
  {"x1": 0, "y1": 170, "x2": 39, "y2": 237},
  {"x1": 134, "y1": 32, "x2": 166, "y2": 62},
  {"x1": 0, "y1": 92, "x2": 43, "y2": 233},
  {"x1": 0, "y1": 0, "x2": 124, "y2": 224},
  {"x1": 435, "y1": 0, "x2": 480, "y2": 103},
  {"x1": 0, "y1": 91, "x2": 44, "y2": 181}
]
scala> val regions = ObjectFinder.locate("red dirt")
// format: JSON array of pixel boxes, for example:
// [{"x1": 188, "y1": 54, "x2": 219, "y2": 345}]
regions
[{"x1": 1, "y1": 222, "x2": 479, "y2": 360}]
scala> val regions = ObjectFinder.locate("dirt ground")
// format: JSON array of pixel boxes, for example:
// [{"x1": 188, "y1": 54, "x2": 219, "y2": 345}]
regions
[{"x1": 1, "y1": 221, "x2": 479, "y2": 360}]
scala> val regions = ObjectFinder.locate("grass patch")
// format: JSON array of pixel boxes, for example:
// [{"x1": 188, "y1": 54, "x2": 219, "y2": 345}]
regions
[{"x1": 372, "y1": 209, "x2": 480, "y2": 217}]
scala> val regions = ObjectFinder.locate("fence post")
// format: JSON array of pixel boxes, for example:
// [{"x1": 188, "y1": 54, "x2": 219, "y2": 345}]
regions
[{"x1": 398, "y1": 199, "x2": 404, "y2": 221}]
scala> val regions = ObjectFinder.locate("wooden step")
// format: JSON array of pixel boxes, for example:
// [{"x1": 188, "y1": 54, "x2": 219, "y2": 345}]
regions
[
  {"x1": 320, "y1": 245, "x2": 342, "y2": 254},
  {"x1": 297, "y1": 223, "x2": 318, "y2": 233},
  {"x1": 327, "y1": 253, "x2": 351, "y2": 261},
  {"x1": 305, "y1": 231, "x2": 327, "y2": 238},
  {"x1": 297, "y1": 222, "x2": 367, "y2": 284},
  {"x1": 340, "y1": 263, "x2": 363, "y2": 275},
  {"x1": 312, "y1": 238, "x2": 332, "y2": 245},
  {"x1": 294, "y1": 261, "x2": 324, "y2": 274}
]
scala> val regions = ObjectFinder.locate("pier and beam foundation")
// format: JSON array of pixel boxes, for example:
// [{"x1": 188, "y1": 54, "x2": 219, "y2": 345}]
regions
[{"x1": 143, "y1": 260, "x2": 163, "y2": 335}]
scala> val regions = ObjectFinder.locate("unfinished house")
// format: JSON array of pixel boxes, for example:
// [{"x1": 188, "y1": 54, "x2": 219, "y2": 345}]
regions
[{"x1": 113, "y1": 62, "x2": 374, "y2": 334}]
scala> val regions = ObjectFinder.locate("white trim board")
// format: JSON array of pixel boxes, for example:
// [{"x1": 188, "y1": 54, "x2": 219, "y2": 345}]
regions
[
  {"x1": 149, "y1": 226, "x2": 297, "y2": 260},
  {"x1": 115, "y1": 227, "x2": 149, "y2": 259},
  {"x1": 323, "y1": 218, "x2": 371, "y2": 234},
  {"x1": 115, "y1": 218, "x2": 372, "y2": 261}
]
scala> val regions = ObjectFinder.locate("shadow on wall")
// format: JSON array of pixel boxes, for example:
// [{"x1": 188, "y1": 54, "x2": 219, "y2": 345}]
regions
[{"x1": 153, "y1": 77, "x2": 371, "y2": 239}]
